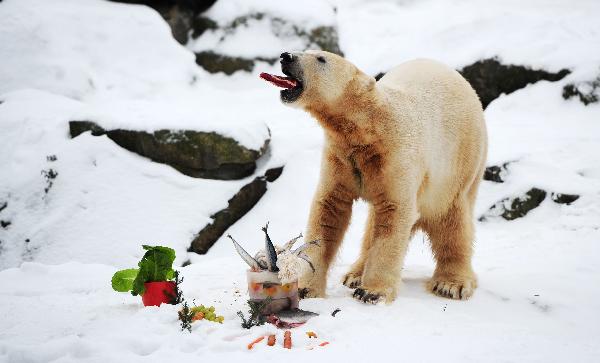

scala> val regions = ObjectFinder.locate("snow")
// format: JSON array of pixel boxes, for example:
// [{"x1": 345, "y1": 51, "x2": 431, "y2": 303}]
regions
[
  {"x1": 0, "y1": 89, "x2": 251, "y2": 269},
  {"x1": 203, "y1": 0, "x2": 336, "y2": 28},
  {"x1": 187, "y1": 0, "x2": 336, "y2": 59},
  {"x1": 337, "y1": 0, "x2": 600, "y2": 80},
  {"x1": 188, "y1": 0, "x2": 337, "y2": 58},
  {"x1": 189, "y1": 16, "x2": 309, "y2": 58},
  {"x1": 0, "y1": 0, "x2": 269, "y2": 150},
  {"x1": 1, "y1": 0, "x2": 600, "y2": 362}
]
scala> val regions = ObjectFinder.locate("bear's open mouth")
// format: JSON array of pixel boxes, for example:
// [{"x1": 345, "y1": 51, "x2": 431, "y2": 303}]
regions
[
  {"x1": 260, "y1": 71, "x2": 303, "y2": 103},
  {"x1": 260, "y1": 73, "x2": 298, "y2": 89}
]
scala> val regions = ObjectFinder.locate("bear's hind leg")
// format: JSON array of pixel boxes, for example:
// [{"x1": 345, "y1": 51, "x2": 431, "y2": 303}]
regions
[{"x1": 424, "y1": 197, "x2": 477, "y2": 300}]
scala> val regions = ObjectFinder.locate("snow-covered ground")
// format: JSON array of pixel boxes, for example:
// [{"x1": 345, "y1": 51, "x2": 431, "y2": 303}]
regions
[{"x1": 1, "y1": 0, "x2": 600, "y2": 362}]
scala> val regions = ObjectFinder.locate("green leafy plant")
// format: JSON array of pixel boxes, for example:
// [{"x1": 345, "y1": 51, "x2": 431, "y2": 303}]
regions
[
  {"x1": 111, "y1": 268, "x2": 139, "y2": 292},
  {"x1": 111, "y1": 245, "x2": 176, "y2": 296},
  {"x1": 132, "y1": 245, "x2": 175, "y2": 296}
]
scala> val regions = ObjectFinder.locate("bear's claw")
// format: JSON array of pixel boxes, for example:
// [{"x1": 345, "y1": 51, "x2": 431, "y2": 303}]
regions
[
  {"x1": 299, "y1": 287, "x2": 316, "y2": 299},
  {"x1": 342, "y1": 272, "x2": 362, "y2": 289},
  {"x1": 428, "y1": 278, "x2": 476, "y2": 300},
  {"x1": 353, "y1": 287, "x2": 384, "y2": 304}
]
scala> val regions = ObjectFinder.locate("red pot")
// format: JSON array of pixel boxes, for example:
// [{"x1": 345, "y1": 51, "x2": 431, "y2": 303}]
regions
[{"x1": 142, "y1": 281, "x2": 176, "y2": 307}]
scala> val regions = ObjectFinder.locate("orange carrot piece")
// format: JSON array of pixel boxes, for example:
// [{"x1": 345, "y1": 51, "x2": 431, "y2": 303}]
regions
[
  {"x1": 283, "y1": 330, "x2": 292, "y2": 349},
  {"x1": 191, "y1": 312, "x2": 204, "y2": 321},
  {"x1": 306, "y1": 331, "x2": 317, "y2": 339},
  {"x1": 267, "y1": 334, "x2": 276, "y2": 346},
  {"x1": 319, "y1": 341, "x2": 330, "y2": 347},
  {"x1": 247, "y1": 336, "x2": 265, "y2": 350}
]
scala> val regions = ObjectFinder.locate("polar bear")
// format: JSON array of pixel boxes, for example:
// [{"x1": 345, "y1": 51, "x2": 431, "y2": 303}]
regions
[{"x1": 260, "y1": 50, "x2": 487, "y2": 303}]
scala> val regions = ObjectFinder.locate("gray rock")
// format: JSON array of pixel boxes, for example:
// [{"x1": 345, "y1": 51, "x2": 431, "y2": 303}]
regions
[
  {"x1": 301, "y1": 25, "x2": 343, "y2": 57},
  {"x1": 562, "y1": 75, "x2": 599, "y2": 106},
  {"x1": 375, "y1": 59, "x2": 570, "y2": 109},
  {"x1": 69, "y1": 120, "x2": 269, "y2": 180},
  {"x1": 484, "y1": 162, "x2": 511, "y2": 183},
  {"x1": 551, "y1": 193, "x2": 580, "y2": 205},
  {"x1": 0, "y1": 201, "x2": 9, "y2": 230},
  {"x1": 480, "y1": 188, "x2": 547, "y2": 221},
  {"x1": 192, "y1": 13, "x2": 343, "y2": 75},
  {"x1": 189, "y1": 166, "x2": 284, "y2": 254},
  {"x1": 480, "y1": 188, "x2": 581, "y2": 222},
  {"x1": 108, "y1": 0, "x2": 218, "y2": 44},
  {"x1": 459, "y1": 58, "x2": 570, "y2": 109},
  {"x1": 164, "y1": 5, "x2": 195, "y2": 45},
  {"x1": 195, "y1": 51, "x2": 273, "y2": 75},
  {"x1": 191, "y1": 16, "x2": 218, "y2": 38}
]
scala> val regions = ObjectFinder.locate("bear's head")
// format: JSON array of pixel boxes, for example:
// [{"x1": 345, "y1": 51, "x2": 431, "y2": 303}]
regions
[{"x1": 260, "y1": 50, "x2": 375, "y2": 112}]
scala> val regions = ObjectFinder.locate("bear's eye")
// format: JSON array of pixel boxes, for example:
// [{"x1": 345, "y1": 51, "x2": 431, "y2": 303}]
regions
[{"x1": 316, "y1": 56, "x2": 326, "y2": 64}]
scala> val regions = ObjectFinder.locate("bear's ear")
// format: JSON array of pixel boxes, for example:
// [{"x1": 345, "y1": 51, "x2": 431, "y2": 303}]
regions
[{"x1": 359, "y1": 75, "x2": 376, "y2": 93}]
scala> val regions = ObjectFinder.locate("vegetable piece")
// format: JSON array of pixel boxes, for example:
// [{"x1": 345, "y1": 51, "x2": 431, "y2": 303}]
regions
[
  {"x1": 283, "y1": 330, "x2": 292, "y2": 349},
  {"x1": 190, "y1": 305, "x2": 223, "y2": 323},
  {"x1": 319, "y1": 341, "x2": 330, "y2": 347},
  {"x1": 247, "y1": 336, "x2": 265, "y2": 350},
  {"x1": 192, "y1": 312, "x2": 204, "y2": 321},
  {"x1": 111, "y1": 268, "x2": 139, "y2": 292},
  {"x1": 131, "y1": 245, "x2": 176, "y2": 296},
  {"x1": 306, "y1": 331, "x2": 317, "y2": 339},
  {"x1": 267, "y1": 334, "x2": 276, "y2": 346}
]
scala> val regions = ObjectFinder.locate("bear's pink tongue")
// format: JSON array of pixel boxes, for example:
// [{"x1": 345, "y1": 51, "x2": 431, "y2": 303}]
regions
[{"x1": 260, "y1": 72, "x2": 297, "y2": 89}]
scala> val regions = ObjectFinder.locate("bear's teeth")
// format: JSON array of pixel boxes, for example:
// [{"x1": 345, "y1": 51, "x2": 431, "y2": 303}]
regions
[{"x1": 282, "y1": 79, "x2": 297, "y2": 88}]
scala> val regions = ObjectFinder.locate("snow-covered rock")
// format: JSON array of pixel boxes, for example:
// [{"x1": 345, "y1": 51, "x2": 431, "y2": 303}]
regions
[
  {"x1": 69, "y1": 120, "x2": 270, "y2": 180},
  {"x1": 189, "y1": 0, "x2": 342, "y2": 74}
]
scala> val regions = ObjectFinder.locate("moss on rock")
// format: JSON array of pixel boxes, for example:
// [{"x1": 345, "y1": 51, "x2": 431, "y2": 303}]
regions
[{"x1": 69, "y1": 120, "x2": 269, "y2": 180}]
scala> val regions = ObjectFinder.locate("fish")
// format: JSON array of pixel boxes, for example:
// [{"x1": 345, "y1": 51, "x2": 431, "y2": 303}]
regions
[
  {"x1": 297, "y1": 252, "x2": 315, "y2": 272},
  {"x1": 266, "y1": 308, "x2": 319, "y2": 328},
  {"x1": 231, "y1": 223, "x2": 319, "y2": 274},
  {"x1": 275, "y1": 308, "x2": 319, "y2": 321},
  {"x1": 228, "y1": 234, "x2": 260, "y2": 271},
  {"x1": 291, "y1": 239, "x2": 319, "y2": 272},
  {"x1": 291, "y1": 239, "x2": 320, "y2": 255},
  {"x1": 281, "y1": 232, "x2": 303, "y2": 252},
  {"x1": 262, "y1": 222, "x2": 279, "y2": 272}
]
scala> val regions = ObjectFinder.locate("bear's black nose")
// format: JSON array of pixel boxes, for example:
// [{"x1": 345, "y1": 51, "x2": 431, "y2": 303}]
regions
[{"x1": 280, "y1": 52, "x2": 294, "y2": 63}]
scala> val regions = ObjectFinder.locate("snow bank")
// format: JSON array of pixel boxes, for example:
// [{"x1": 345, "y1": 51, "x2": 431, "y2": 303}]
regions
[
  {"x1": 337, "y1": 0, "x2": 600, "y2": 80},
  {"x1": 204, "y1": 0, "x2": 336, "y2": 28},
  {"x1": 0, "y1": 0, "x2": 269, "y2": 149},
  {"x1": 188, "y1": 0, "x2": 339, "y2": 59},
  {"x1": 0, "y1": 90, "x2": 251, "y2": 269},
  {"x1": 0, "y1": 0, "x2": 196, "y2": 100}
]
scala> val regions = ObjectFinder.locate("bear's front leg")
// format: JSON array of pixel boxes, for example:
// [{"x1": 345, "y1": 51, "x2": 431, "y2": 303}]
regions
[
  {"x1": 299, "y1": 182, "x2": 355, "y2": 298},
  {"x1": 354, "y1": 195, "x2": 417, "y2": 304}
]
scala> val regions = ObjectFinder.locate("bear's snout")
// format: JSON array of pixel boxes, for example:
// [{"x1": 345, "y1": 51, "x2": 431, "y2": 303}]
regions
[{"x1": 280, "y1": 52, "x2": 295, "y2": 63}]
